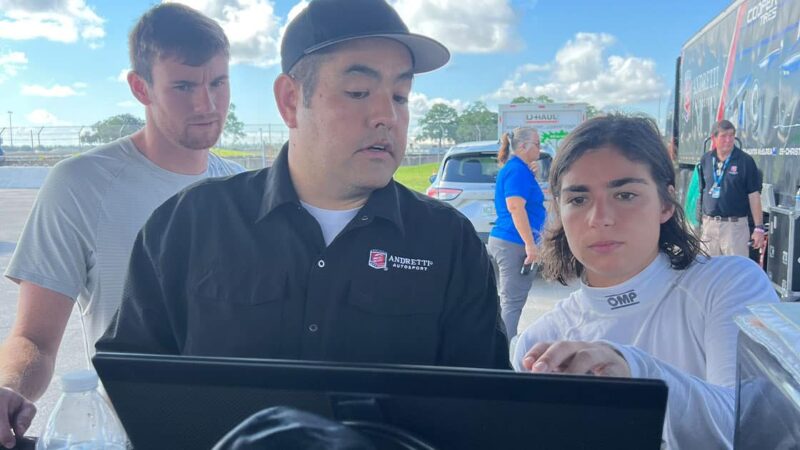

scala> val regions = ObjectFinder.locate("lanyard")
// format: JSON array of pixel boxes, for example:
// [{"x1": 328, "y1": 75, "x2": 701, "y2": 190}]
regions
[{"x1": 711, "y1": 154, "x2": 731, "y2": 186}]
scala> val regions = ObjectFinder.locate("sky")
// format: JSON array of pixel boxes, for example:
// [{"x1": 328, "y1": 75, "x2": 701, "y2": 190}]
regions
[{"x1": 0, "y1": 0, "x2": 737, "y2": 136}]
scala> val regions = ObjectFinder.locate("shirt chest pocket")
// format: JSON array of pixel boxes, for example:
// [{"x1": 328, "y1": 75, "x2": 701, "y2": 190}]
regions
[
  {"x1": 185, "y1": 268, "x2": 288, "y2": 357},
  {"x1": 339, "y1": 278, "x2": 443, "y2": 364},
  {"x1": 191, "y1": 269, "x2": 287, "y2": 305}
]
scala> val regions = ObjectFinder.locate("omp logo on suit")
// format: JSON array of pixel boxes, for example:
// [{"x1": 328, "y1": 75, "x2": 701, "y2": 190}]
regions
[{"x1": 605, "y1": 290, "x2": 640, "y2": 310}]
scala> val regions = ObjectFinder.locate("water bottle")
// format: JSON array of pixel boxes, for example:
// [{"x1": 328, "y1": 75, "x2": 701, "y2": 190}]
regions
[
  {"x1": 795, "y1": 186, "x2": 800, "y2": 212},
  {"x1": 36, "y1": 370, "x2": 128, "y2": 450}
]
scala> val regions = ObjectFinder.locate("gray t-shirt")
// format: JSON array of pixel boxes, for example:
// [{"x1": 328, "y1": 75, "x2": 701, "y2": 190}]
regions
[{"x1": 5, "y1": 136, "x2": 244, "y2": 357}]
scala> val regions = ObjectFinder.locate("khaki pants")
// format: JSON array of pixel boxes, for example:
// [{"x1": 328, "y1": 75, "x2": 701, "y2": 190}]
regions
[{"x1": 701, "y1": 217, "x2": 750, "y2": 257}]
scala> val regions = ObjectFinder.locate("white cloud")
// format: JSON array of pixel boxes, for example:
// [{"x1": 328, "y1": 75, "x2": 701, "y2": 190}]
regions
[
  {"x1": 407, "y1": 91, "x2": 467, "y2": 137},
  {"x1": 285, "y1": 1, "x2": 308, "y2": 22},
  {"x1": 391, "y1": 0, "x2": 521, "y2": 53},
  {"x1": 167, "y1": 0, "x2": 283, "y2": 67},
  {"x1": 112, "y1": 69, "x2": 129, "y2": 83},
  {"x1": 22, "y1": 83, "x2": 86, "y2": 97},
  {"x1": 517, "y1": 63, "x2": 551, "y2": 74},
  {"x1": 0, "y1": 50, "x2": 27, "y2": 83},
  {"x1": 163, "y1": 0, "x2": 520, "y2": 70},
  {"x1": 0, "y1": 0, "x2": 105, "y2": 46},
  {"x1": 26, "y1": 108, "x2": 70, "y2": 125},
  {"x1": 409, "y1": 91, "x2": 467, "y2": 121},
  {"x1": 487, "y1": 32, "x2": 665, "y2": 108},
  {"x1": 117, "y1": 100, "x2": 139, "y2": 108}
]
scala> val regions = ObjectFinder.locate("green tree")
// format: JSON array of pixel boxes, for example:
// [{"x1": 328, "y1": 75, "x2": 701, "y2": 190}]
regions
[
  {"x1": 586, "y1": 104, "x2": 601, "y2": 118},
  {"x1": 417, "y1": 103, "x2": 458, "y2": 147},
  {"x1": 511, "y1": 95, "x2": 555, "y2": 104},
  {"x1": 454, "y1": 101, "x2": 498, "y2": 143},
  {"x1": 510, "y1": 95, "x2": 601, "y2": 118},
  {"x1": 224, "y1": 103, "x2": 247, "y2": 143},
  {"x1": 81, "y1": 114, "x2": 145, "y2": 144}
]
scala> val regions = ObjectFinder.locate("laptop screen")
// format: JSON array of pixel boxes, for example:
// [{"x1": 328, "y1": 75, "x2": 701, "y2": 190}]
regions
[{"x1": 93, "y1": 352, "x2": 667, "y2": 449}]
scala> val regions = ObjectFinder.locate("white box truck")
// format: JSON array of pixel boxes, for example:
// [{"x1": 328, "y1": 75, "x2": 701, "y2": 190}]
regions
[
  {"x1": 497, "y1": 103, "x2": 588, "y2": 154},
  {"x1": 498, "y1": 102, "x2": 588, "y2": 199}
]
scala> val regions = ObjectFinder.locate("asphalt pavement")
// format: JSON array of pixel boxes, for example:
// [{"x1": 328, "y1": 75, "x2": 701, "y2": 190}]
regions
[{"x1": 0, "y1": 187, "x2": 577, "y2": 437}]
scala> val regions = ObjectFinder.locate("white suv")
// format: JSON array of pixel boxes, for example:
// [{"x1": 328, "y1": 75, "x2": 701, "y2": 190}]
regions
[
  {"x1": 426, "y1": 141, "x2": 501, "y2": 242},
  {"x1": 426, "y1": 140, "x2": 555, "y2": 243}
]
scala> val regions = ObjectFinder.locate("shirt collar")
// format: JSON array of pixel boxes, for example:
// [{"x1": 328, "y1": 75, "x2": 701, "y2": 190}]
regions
[
  {"x1": 578, "y1": 253, "x2": 672, "y2": 315},
  {"x1": 256, "y1": 142, "x2": 406, "y2": 236},
  {"x1": 508, "y1": 155, "x2": 526, "y2": 167},
  {"x1": 508, "y1": 155, "x2": 535, "y2": 176},
  {"x1": 714, "y1": 146, "x2": 741, "y2": 161},
  {"x1": 358, "y1": 180, "x2": 406, "y2": 236},
  {"x1": 256, "y1": 142, "x2": 300, "y2": 222}
]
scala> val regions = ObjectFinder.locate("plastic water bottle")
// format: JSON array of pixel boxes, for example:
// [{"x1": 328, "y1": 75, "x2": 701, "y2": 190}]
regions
[
  {"x1": 36, "y1": 370, "x2": 128, "y2": 450},
  {"x1": 795, "y1": 186, "x2": 800, "y2": 212}
]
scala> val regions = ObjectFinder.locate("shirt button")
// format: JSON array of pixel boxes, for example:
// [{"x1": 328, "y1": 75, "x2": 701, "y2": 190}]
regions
[
  {"x1": 317, "y1": 259, "x2": 325, "y2": 268},
  {"x1": 360, "y1": 215, "x2": 369, "y2": 221},
  {"x1": 308, "y1": 324, "x2": 319, "y2": 332}
]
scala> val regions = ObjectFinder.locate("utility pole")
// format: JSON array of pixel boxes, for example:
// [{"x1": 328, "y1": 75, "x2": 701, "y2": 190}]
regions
[{"x1": 7, "y1": 111, "x2": 12, "y2": 148}]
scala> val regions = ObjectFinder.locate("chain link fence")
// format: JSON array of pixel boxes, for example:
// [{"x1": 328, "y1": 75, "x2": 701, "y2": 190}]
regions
[{"x1": 0, "y1": 124, "x2": 444, "y2": 169}]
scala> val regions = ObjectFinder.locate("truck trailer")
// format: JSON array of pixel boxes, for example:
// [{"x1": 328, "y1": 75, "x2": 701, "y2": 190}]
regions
[
  {"x1": 670, "y1": 0, "x2": 800, "y2": 299},
  {"x1": 497, "y1": 102, "x2": 587, "y2": 154}
]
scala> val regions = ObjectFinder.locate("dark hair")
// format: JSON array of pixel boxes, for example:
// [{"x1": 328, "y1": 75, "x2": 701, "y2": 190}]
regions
[
  {"x1": 288, "y1": 49, "x2": 333, "y2": 108},
  {"x1": 129, "y1": 3, "x2": 229, "y2": 84},
  {"x1": 541, "y1": 114, "x2": 705, "y2": 285},
  {"x1": 711, "y1": 119, "x2": 735, "y2": 136},
  {"x1": 497, "y1": 127, "x2": 537, "y2": 166}
]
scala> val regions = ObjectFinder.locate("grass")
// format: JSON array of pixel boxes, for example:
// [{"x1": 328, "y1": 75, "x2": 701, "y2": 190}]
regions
[
  {"x1": 207, "y1": 148, "x2": 437, "y2": 193},
  {"x1": 210, "y1": 147, "x2": 260, "y2": 158},
  {"x1": 394, "y1": 162, "x2": 439, "y2": 193}
]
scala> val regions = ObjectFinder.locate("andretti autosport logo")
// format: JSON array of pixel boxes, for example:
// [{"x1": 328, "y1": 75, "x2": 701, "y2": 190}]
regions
[
  {"x1": 369, "y1": 250, "x2": 388, "y2": 270},
  {"x1": 368, "y1": 249, "x2": 434, "y2": 272}
]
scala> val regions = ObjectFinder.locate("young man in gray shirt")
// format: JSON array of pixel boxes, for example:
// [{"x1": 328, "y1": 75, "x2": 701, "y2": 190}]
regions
[{"x1": 0, "y1": 4, "x2": 243, "y2": 447}]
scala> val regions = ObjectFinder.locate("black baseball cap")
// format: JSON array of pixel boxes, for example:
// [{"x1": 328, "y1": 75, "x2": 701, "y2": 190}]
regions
[{"x1": 281, "y1": 0, "x2": 450, "y2": 74}]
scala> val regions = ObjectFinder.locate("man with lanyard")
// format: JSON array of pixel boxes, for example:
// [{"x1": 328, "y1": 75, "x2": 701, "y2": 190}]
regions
[
  {"x1": 97, "y1": 0, "x2": 509, "y2": 370},
  {"x1": 698, "y1": 119, "x2": 765, "y2": 256}
]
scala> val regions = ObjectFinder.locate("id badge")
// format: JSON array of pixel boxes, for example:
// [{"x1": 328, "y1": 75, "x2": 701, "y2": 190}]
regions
[{"x1": 709, "y1": 185, "x2": 721, "y2": 199}]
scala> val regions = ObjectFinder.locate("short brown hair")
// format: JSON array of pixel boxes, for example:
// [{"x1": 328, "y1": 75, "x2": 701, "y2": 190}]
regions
[
  {"x1": 541, "y1": 114, "x2": 705, "y2": 285},
  {"x1": 129, "y1": 3, "x2": 229, "y2": 84},
  {"x1": 711, "y1": 119, "x2": 735, "y2": 136}
]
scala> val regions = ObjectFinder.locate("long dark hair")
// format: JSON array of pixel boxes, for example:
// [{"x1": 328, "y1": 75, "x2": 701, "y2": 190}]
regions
[{"x1": 541, "y1": 114, "x2": 705, "y2": 285}]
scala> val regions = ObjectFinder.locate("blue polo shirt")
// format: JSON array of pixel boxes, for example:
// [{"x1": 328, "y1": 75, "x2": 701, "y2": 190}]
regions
[{"x1": 490, "y1": 156, "x2": 546, "y2": 245}]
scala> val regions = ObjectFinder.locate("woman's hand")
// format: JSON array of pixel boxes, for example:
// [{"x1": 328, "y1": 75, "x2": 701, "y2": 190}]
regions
[
  {"x1": 521, "y1": 341, "x2": 631, "y2": 377},
  {"x1": 524, "y1": 242, "x2": 537, "y2": 265}
]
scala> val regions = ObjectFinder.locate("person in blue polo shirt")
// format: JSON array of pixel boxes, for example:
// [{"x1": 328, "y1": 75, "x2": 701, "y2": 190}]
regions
[{"x1": 488, "y1": 126, "x2": 546, "y2": 339}]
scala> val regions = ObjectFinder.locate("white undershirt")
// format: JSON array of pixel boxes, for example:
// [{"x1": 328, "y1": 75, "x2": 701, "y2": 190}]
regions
[{"x1": 300, "y1": 201, "x2": 360, "y2": 246}]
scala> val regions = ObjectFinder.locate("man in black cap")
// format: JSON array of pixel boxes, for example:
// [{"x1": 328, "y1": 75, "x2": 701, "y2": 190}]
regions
[{"x1": 98, "y1": 0, "x2": 509, "y2": 370}]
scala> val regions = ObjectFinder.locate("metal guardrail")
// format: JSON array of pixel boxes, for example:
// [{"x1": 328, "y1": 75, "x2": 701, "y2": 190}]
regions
[
  {"x1": 0, "y1": 151, "x2": 444, "y2": 170},
  {"x1": 0, "y1": 124, "x2": 445, "y2": 169}
]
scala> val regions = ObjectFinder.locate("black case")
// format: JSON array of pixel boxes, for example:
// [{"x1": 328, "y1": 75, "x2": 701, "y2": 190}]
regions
[{"x1": 766, "y1": 207, "x2": 800, "y2": 299}]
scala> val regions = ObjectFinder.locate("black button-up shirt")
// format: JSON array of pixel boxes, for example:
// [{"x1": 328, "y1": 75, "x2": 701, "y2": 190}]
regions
[
  {"x1": 98, "y1": 144, "x2": 509, "y2": 370},
  {"x1": 698, "y1": 146, "x2": 761, "y2": 218}
]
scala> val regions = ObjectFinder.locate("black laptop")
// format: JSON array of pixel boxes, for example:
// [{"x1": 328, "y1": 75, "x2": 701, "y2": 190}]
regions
[{"x1": 93, "y1": 352, "x2": 667, "y2": 449}]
